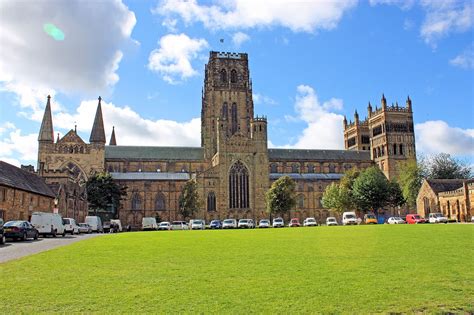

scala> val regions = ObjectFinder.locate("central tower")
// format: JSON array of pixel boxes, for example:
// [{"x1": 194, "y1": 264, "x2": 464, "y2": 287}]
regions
[{"x1": 201, "y1": 51, "x2": 254, "y2": 160}]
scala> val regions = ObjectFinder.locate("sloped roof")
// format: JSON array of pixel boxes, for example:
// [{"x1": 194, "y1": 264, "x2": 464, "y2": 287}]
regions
[
  {"x1": 110, "y1": 172, "x2": 190, "y2": 181},
  {"x1": 105, "y1": 146, "x2": 204, "y2": 161},
  {"x1": 270, "y1": 173, "x2": 343, "y2": 181},
  {"x1": 426, "y1": 179, "x2": 465, "y2": 194},
  {"x1": 0, "y1": 161, "x2": 55, "y2": 198},
  {"x1": 268, "y1": 148, "x2": 371, "y2": 161}
]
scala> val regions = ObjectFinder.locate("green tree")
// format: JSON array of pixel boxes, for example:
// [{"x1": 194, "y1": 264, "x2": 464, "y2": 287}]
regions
[
  {"x1": 387, "y1": 179, "x2": 405, "y2": 208},
  {"x1": 265, "y1": 176, "x2": 296, "y2": 218},
  {"x1": 352, "y1": 166, "x2": 391, "y2": 216},
  {"x1": 427, "y1": 153, "x2": 472, "y2": 179},
  {"x1": 397, "y1": 159, "x2": 425, "y2": 208},
  {"x1": 321, "y1": 183, "x2": 352, "y2": 213},
  {"x1": 86, "y1": 172, "x2": 126, "y2": 215},
  {"x1": 178, "y1": 180, "x2": 201, "y2": 220}
]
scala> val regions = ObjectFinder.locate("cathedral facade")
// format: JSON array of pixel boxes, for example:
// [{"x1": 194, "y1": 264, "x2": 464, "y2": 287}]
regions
[{"x1": 37, "y1": 51, "x2": 416, "y2": 227}]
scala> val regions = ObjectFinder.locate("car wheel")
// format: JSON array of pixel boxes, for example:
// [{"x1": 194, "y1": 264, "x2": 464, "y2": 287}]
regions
[
  {"x1": 62, "y1": 231, "x2": 66, "y2": 237},
  {"x1": 0, "y1": 235, "x2": 5, "y2": 245},
  {"x1": 52, "y1": 230, "x2": 57, "y2": 237},
  {"x1": 22, "y1": 232, "x2": 27, "y2": 241},
  {"x1": 34, "y1": 232, "x2": 39, "y2": 240}
]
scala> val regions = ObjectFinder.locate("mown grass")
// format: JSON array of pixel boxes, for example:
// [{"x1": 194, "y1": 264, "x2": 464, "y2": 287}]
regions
[{"x1": 1, "y1": 224, "x2": 473, "y2": 313}]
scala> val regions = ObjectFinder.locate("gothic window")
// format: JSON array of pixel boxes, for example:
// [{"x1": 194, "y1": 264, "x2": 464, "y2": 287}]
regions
[
  {"x1": 220, "y1": 69, "x2": 227, "y2": 82},
  {"x1": 131, "y1": 192, "x2": 142, "y2": 211},
  {"x1": 297, "y1": 194, "x2": 304, "y2": 208},
  {"x1": 107, "y1": 165, "x2": 113, "y2": 173},
  {"x1": 229, "y1": 161, "x2": 249, "y2": 209},
  {"x1": 399, "y1": 144, "x2": 404, "y2": 155},
  {"x1": 393, "y1": 144, "x2": 397, "y2": 155},
  {"x1": 222, "y1": 102, "x2": 228, "y2": 120},
  {"x1": 230, "y1": 69, "x2": 237, "y2": 83},
  {"x1": 231, "y1": 103, "x2": 238, "y2": 134},
  {"x1": 270, "y1": 163, "x2": 278, "y2": 173},
  {"x1": 291, "y1": 163, "x2": 299, "y2": 173},
  {"x1": 307, "y1": 164, "x2": 314, "y2": 173},
  {"x1": 377, "y1": 147, "x2": 381, "y2": 157},
  {"x1": 207, "y1": 192, "x2": 216, "y2": 212},
  {"x1": 155, "y1": 192, "x2": 166, "y2": 211},
  {"x1": 373, "y1": 148, "x2": 377, "y2": 158},
  {"x1": 381, "y1": 146, "x2": 385, "y2": 156}
]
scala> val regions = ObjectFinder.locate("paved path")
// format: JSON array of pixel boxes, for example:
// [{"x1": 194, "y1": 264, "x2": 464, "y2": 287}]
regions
[{"x1": 0, "y1": 233, "x2": 103, "y2": 263}]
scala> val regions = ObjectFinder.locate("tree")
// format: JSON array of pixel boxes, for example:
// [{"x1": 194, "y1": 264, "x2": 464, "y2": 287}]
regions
[
  {"x1": 322, "y1": 168, "x2": 360, "y2": 213},
  {"x1": 352, "y1": 167, "x2": 391, "y2": 216},
  {"x1": 397, "y1": 159, "x2": 426, "y2": 208},
  {"x1": 427, "y1": 153, "x2": 472, "y2": 179},
  {"x1": 178, "y1": 180, "x2": 201, "y2": 220},
  {"x1": 265, "y1": 176, "x2": 296, "y2": 218},
  {"x1": 86, "y1": 172, "x2": 126, "y2": 215},
  {"x1": 387, "y1": 179, "x2": 405, "y2": 208}
]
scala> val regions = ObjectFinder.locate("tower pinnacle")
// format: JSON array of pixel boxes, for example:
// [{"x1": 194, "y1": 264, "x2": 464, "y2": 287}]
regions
[
  {"x1": 89, "y1": 96, "x2": 106, "y2": 144},
  {"x1": 109, "y1": 126, "x2": 117, "y2": 146},
  {"x1": 38, "y1": 95, "x2": 54, "y2": 142}
]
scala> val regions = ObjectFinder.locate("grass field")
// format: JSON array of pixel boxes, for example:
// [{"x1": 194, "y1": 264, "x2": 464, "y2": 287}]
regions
[{"x1": 1, "y1": 224, "x2": 473, "y2": 313}]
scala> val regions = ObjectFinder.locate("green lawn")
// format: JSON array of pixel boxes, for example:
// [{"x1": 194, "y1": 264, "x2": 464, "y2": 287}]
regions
[{"x1": 1, "y1": 225, "x2": 473, "y2": 313}]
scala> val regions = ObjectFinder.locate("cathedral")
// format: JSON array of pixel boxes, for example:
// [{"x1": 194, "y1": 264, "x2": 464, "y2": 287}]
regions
[{"x1": 37, "y1": 51, "x2": 416, "y2": 227}]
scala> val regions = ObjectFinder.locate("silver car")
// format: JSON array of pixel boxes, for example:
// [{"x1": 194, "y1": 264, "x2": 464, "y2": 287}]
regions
[
  {"x1": 222, "y1": 219, "x2": 237, "y2": 229},
  {"x1": 238, "y1": 219, "x2": 255, "y2": 228},
  {"x1": 78, "y1": 223, "x2": 92, "y2": 234}
]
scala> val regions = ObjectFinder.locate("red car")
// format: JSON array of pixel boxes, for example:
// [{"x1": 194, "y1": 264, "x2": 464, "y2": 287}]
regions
[
  {"x1": 405, "y1": 214, "x2": 427, "y2": 224},
  {"x1": 289, "y1": 218, "x2": 301, "y2": 227}
]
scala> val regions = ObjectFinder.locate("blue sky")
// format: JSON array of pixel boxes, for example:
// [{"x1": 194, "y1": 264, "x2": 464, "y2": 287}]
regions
[{"x1": 0, "y1": 0, "x2": 473, "y2": 167}]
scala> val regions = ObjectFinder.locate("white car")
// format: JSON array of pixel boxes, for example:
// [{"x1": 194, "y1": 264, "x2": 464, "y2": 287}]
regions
[
  {"x1": 428, "y1": 213, "x2": 448, "y2": 224},
  {"x1": 78, "y1": 223, "x2": 92, "y2": 233},
  {"x1": 158, "y1": 222, "x2": 171, "y2": 230},
  {"x1": 142, "y1": 217, "x2": 158, "y2": 230},
  {"x1": 238, "y1": 219, "x2": 255, "y2": 228},
  {"x1": 171, "y1": 221, "x2": 189, "y2": 230},
  {"x1": 326, "y1": 217, "x2": 338, "y2": 226},
  {"x1": 272, "y1": 217, "x2": 284, "y2": 228},
  {"x1": 190, "y1": 220, "x2": 205, "y2": 230},
  {"x1": 387, "y1": 217, "x2": 405, "y2": 224},
  {"x1": 303, "y1": 217, "x2": 317, "y2": 227},
  {"x1": 62, "y1": 218, "x2": 79, "y2": 234},
  {"x1": 342, "y1": 212, "x2": 358, "y2": 225},
  {"x1": 258, "y1": 219, "x2": 270, "y2": 228},
  {"x1": 222, "y1": 219, "x2": 237, "y2": 229}
]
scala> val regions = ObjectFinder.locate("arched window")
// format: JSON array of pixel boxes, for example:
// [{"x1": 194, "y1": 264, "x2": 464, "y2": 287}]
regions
[
  {"x1": 291, "y1": 163, "x2": 299, "y2": 173},
  {"x1": 373, "y1": 148, "x2": 377, "y2": 158},
  {"x1": 207, "y1": 192, "x2": 216, "y2": 212},
  {"x1": 131, "y1": 192, "x2": 141, "y2": 211},
  {"x1": 381, "y1": 146, "x2": 385, "y2": 156},
  {"x1": 155, "y1": 192, "x2": 166, "y2": 211},
  {"x1": 307, "y1": 164, "x2": 314, "y2": 173},
  {"x1": 222, "y1": 102, "x2": 228, "y2": 120},
  {"x1": 377, "y1": 147, "x2": 381, "y2": 157},
  {"x1": 231, "y1": 103, "x2": 238, "y2": 134},
  {"x1": 220, "y1": 69, "x2": 227, "y2": 82},
  {"x1": 393, "y1": 143, "x2": 397, "y2": 155},
  {"x1": 230, "y1": 69, "x2": 237, "y2": 83},
  {"x1": 270, "y1": 163, "x2": 278, "y2": 173},
  {"x1": 297, "y1": 194, "x2": 304, "y2": 208},
  {"x1": 399, "y1": 144, "x2": 404, "y2": 155},
  {"x1": 229, "y1": 161, "x2": 249, "y2": 209}
]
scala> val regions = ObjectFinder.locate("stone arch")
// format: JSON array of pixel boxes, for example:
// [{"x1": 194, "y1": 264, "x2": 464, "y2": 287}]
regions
[
  {"x1": 207, "y1": 192, "x2": 216, "y2": 212},
  {"x1": 220, "y1": 69, "x2": 227, "y2": 82},
  {"x1": 230, "y1": 69, "x2": 237, "y2": 83},
  {"x1": 131, "y1": 192, "x2": 142, "y2": 211},
  {"x1": 155, "y1": 192, "x2": 166, "y2": 211},
  {"x1": 229, "y1": 161, "x2": 249, "y2": 209}
]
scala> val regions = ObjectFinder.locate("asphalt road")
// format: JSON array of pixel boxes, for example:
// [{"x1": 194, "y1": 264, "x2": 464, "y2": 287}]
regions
[{"x1": 0, "y1": 233, "x2": 103, "y2": 263}]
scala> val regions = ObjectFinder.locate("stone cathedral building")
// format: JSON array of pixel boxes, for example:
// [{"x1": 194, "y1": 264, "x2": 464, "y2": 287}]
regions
[{"x1": 36, "y1": 51, "x2": 416, "y2": 227}]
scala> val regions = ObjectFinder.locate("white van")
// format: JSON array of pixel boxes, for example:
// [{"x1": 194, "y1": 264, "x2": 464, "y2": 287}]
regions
[
  {"x1": 31, "y1": 212, "x2": 66, "y2": 237},
  {"x1": 342, "y1": 212, "x2": 358, "y2": 225},
  {"x1": 110, "y1": 219, "x2": 123, "y2": 232},
  {"x1": 142, "y1": 217, "x2": 157, "y2": 230},
  {"x1": 85, "y1": 216, "x2": 103, "y2": 233},
  {"x1": 63, "y1": 218, "x2": 79, "y2": 234}
]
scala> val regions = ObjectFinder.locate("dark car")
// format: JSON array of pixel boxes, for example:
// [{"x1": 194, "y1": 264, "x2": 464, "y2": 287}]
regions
[
  {"x1": 0, "y1": 218, "x2": 5, "y2": 245},
  {"x1": 3, "y1": 221, "x2": 39, "y2": 241},
  {"x1": 103, "y1": 221, "x2": 111, "y2": 233},
  {"x1": 209, "y1": 220, "x2": 222, "y2": 229}
]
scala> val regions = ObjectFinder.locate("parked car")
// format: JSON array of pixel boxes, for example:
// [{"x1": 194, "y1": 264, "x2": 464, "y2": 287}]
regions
[
  {"x1": 190, "y1": 220, "x2": 205, "y2": 230},
  {"x1": 364, "y1": 213, "x2": 378, "y2": 224},
  {"x1": 171, "y1": 221, "x2": 189, "y2": 230},
  {"x1": 342, "y1": 212, "x2": 358, "y2": 225},
  {"x1": 31, "y1": 212, "x2": 66, "y2": 237},
  {"x1": 0, "y1": 218, "x2": 5, "y2": 245},
  {"x1": 209, "y1": 220, "x2": 222, "y2": 229},
  {"x1": 158, "y1": 222, "x2": 171, "y2": 230},
  {"x1": 258, "y1": 219, "x2": 270, "y2": 228},
  {"x1": 62, "y1": 218, "x2": 79, "y2": 234},
  {"x1": 405, "y1": 214, "x2": 427, "y2": 224},
  {"x1": 472, "y1": 215, "x2": 474, "y2": 223},
  {"x1": 238, "y1": 219, "x2": 255, "y2": 228},
  {"x1": 3, "y1": 221, "x2": 39, "y2": 241},
  {"x1": 387, "y1": 217, "x2": 405, "y2": 224},
  {"x1": 222, "y1": 219, "x2": 237, "y2": 229},
  {"x1": 326, "y1": 217, "x2": 338, "y2": 226},
  {"x1": 103, "y1": 222, "x2": 111, "y2": 233},
  {"x1": 110, "y1": 219, "x2": 123, "y2": 232},
  {"x1": 272, "y1": 217, "x2": 284, "y2": 228},
  {"x1": 303, "y1": 217, "x2": 317, "y2": 227},
  {"x1": 142, "y1": 217, "x2": 158, "y2": 231},
  {"x1": 428, "y1": 213, "x2": 448, "y2": 224},
  {"x1": 85, "y1": 216, "x2": 103, "y2": 233},
  {"x1": 78, "y1": 223, "x2": 92, "y2": 234},
  {"x1": 289, "y1": 218, "x2": 301, "y2": 227}
]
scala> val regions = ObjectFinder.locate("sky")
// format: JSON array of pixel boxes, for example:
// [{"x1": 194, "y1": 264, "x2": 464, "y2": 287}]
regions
[{"x1": 0, "y1": 0, "x2": 473, "y2": 168}]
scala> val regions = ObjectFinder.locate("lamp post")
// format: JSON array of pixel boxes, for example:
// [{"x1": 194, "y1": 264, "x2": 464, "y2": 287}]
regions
[{"x1": 53, "y1": 197, "x2": 59, "y2": 214}]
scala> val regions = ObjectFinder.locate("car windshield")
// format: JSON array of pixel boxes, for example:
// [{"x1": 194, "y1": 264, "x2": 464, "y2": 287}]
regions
[
  {"x1": 260, "y1": 220, "x2": 269, "y2": 223},
  {"x1": 328, "y1": 218, "x2": 336, "y2": 222},
  {"x1": 433, "y1": 213, "x2": 442, "y2": 217},
  {"x1": 159, "y1": 222, "x2": 169, "y2": 226},
  {"x1": 239, "y1": 219, "x2": 248, "y2": 223},
  {"x1": 346, "y1": 214, "x2": 355, "y2": 219},
  {"x1": 193, "y1": 220, "x2": 202, "y2": 224},
  {"x1": 366, "y1": 215, "x2": 375, "y2": 219},
  {"x1": 275, "y1": 219, "x2": 283, "y2": 222},
  {"x1": 307, "y1": 218, "x2": 315, "y2": 221},
  {"x1": 4, "y1": 221, "x2": 23, "y2": 227},
  {"x1": 223, "y1": 220, "x2": 234, "y2": 224},
  {"x1": 62, "y1": 219, "x2": 70, "y2": 224},
  {"x1": 414, "y1": 215, "x2": 421, "y2": 219}
]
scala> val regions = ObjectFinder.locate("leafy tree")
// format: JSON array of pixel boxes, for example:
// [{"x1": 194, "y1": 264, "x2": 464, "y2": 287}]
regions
[
  {"x1": 321, "y1": 183, "x2": 352, "y2": 213},
  {"x1": 86, "y1": 172, "x2": 127, "y2": 215},
  {"x1": 352, "y1": 166, "x2": 391, "y2": 216},
  {"x1": 426, "y1": 153, "x2": 472, "y2": 179},
  {"x1": 265, "y1": 176, "x2": 296, "y2": 218},
  {"x1": 397, "y1": 159, "x2": 426, "y2": 208},
  {"x1": 387, "y1": 179, "x2": 405, "y2": 208},
  {"x1": 178, "y1": 180, "x2": 201, "y2": 220}
]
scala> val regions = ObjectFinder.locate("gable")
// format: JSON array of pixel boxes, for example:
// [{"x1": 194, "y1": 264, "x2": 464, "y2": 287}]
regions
[{"x1": 58, "y1": 130, "x2": 86, "y2": 144}]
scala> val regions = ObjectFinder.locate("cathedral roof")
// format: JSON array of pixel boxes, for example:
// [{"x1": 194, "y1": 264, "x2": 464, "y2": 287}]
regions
[
  {"x1": 105, "y1": 146, "x2": 204, "y2": 161},
  {"x1": 270, "y1": 173, "x2": 344, "y2": 181},
  {"x1": 0, "y1": 161, "x2": 55, "y2": 198},
  {"x1": 268, "y1": 148, "x2": 371, "y2": 161},
  {"x1": 110, "y1": 172, "x2": 191, "y2": 181}
]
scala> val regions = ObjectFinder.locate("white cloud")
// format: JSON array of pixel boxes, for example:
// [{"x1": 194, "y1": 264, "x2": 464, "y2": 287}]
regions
[
  {"x1": 0, "y1": 125, "x2": 38, "y2": 166},
  {"x1": 148, "y1": 33, "x2": 209, "y2": 84},
  {"x1": 0, "y1": 0, "x2": 136, "y2": 99},
  {"x1": 253, "y1": 93, "x2": 277, "y2": 106},
  {"x1": 155, "y1": 0, "x2": 358, "y2": 33},
  {"x1": 232, "y1": 32, "x2": 250, "y2": 47},
  {"x1": 449, "y1": 45, "x2": 474, "y2": 69},
  {"x1": 288, "y1": 85, "x2": 345, "y2": 149},
  {"x1": 369, "y1": 0, "x2": 415, "y2": 10},
  {"x1": 415, "y1": 120, "x2": 474, "y2": 156}
]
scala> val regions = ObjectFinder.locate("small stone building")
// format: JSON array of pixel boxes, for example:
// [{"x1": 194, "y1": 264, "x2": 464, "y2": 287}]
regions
[{"x1": 0, "y1": 161, "x2": 55, "y2": 221}]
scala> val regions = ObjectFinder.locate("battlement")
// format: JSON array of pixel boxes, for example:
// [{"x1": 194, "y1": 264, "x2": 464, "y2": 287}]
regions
[
  {"x1": 253, "y1": 115, "x2": 267, "y2": 122},
  {"x1": 210, "y1": 51, "x2": 247, "y2": 60},
  {"x1": 344, "y1": 118, "x2": 368, "y2": 130}
]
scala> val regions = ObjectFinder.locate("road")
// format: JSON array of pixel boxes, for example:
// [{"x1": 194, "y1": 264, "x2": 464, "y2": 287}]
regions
[{"x1": 0, "y1": 233, "x2": 103, "y2": 263}]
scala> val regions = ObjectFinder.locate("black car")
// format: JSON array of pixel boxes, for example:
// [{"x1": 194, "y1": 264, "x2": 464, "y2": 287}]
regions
[
  {"x1": 0, "y1": 218, "x2": 5, "y2": 245},
  {"x1": 103, "y1": 221, "x2": 111, "y2": 233},
  {"x1": 3, "y1": 221, "x2": 39, "y2": 241}
]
